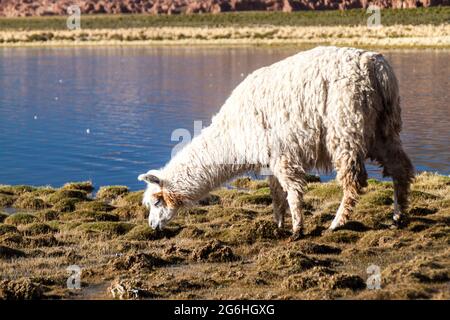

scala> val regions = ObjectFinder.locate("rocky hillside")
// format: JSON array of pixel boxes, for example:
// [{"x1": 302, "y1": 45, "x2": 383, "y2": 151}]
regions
[{"x1": 0, "y1": 0, "x2": 449, "y2": 17}]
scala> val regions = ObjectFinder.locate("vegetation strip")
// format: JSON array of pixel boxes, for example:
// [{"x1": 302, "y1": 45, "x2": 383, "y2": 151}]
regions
[
  {"x1": 0, "y1": 8, "x2": 449, "y2": 30},
  {"x1": 0, "y1": 172, "x2": 449, "y2": 299},
  {"x1": 0, "y1": 24, "x2": 449, "y2": 48}
]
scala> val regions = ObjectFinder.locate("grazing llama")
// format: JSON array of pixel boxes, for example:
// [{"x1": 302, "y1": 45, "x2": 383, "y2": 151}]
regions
[{"x1": 138, "y1": 46, "x2": 414, "y2": 238}]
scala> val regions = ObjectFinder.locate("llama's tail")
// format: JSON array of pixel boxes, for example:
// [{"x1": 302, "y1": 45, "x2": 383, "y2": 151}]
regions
[{"x1": 370, "y1": 53, "x2": 403, "y2": 138}]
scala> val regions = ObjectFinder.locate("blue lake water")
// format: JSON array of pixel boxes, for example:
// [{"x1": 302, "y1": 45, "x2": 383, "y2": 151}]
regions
[{"x1": 0, "y1": 47, "x2": 449, "y2": 190}]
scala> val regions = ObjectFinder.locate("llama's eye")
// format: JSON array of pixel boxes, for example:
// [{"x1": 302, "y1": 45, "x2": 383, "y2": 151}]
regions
[{"x1": 154, "y1": 199, "x2": 162, "y2": 207}]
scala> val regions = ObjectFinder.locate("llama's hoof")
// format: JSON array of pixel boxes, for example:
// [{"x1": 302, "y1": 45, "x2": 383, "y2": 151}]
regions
[
  {"x1": 390, "y1": 215, "x2": 408, "y2": 229},
  {"x1": 329, "y1": 219, "x2": 346, "y2": 231},
  {"x1": 289, "y1": 230, "x2": 304, "y2": 242}
]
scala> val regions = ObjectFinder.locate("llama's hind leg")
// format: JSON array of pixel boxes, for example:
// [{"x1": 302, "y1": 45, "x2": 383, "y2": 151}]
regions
[
  {"x1": 329, "y1": 154, "x2": 368, "y2": 230},
  {"x1": 269, "y1": 176, "x2": 288, "y2": 228},
  {"x1": 375, "y1": 141, "x2": 414, "y2": 226},
  {"x1": 272, "y1": 157, "x2": 307, "y2": 238}
]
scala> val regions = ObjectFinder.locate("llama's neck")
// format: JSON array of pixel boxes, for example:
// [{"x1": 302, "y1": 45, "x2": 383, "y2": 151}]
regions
[{"x1": 161, "y1": 125, "x2": 252, "y2": 202}]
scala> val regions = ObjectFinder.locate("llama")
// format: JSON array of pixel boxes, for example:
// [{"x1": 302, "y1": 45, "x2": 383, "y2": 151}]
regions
[{"x1": 138, "y1": 46, "x2": 414, "y2": 238}]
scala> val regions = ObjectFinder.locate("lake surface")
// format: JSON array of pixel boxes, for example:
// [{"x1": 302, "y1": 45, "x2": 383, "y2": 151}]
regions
[{"x1": 0, "y1": 47, "x2": 448, "y2": 190}]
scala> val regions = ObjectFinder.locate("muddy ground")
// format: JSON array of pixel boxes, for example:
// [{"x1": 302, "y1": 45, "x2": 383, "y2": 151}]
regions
[{"x1": 0, "y1": 172, "x2": 449, "y2": 300}]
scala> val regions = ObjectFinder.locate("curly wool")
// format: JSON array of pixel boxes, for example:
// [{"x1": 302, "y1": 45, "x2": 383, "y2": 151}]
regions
[{"x1": 144, "y1": 46, "x2": 413, "y2": 232}]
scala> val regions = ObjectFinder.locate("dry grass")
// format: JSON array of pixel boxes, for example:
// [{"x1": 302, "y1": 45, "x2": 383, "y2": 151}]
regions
[
  {"x1": 0, "y1": 172, "x2": 449, "y2": 299},
  {"x1": 0, "y1": 24, "x2": 449, "y2": 48}
]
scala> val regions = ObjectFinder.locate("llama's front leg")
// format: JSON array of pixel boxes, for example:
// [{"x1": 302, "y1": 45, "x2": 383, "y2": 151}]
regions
[
  {"x1": 286, "y1": 189, "x2": 305, "y2": 239},
  {"x1": 268, "y1": 175, "x2": 288, "y2": 228},
  {"x1": 329, "y1": 189, "x2": 357, "y2": 230}
]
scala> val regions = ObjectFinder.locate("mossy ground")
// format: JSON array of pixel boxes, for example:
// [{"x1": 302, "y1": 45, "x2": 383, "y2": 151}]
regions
[{"x1": 0, "y1": 172, "x2": 449, "y2": 300}]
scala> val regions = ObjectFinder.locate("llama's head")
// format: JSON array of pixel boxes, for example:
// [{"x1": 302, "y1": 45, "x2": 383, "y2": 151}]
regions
[{"x1": 138, "y1": 170, "x2": 181, "y2": 230}]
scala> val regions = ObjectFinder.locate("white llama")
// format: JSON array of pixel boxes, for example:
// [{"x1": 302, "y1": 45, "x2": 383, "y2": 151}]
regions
[{"x1": 138, "y1": 46, "x2": 414, "y2": 238}]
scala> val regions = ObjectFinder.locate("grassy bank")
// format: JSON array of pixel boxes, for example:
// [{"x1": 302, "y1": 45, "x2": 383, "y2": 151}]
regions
[
  {"x1": 1, "y1": 25, "x2": 448, "y2": 49},
  {"x1": 1, "y1": 172, "x2": 449, "y2": 299},
  {"x1": 0, "y1": 8, "x2": 449, "y2": 48},
  {"x1": 0, "y1": 8, "x2": 449, "y2": 30}
]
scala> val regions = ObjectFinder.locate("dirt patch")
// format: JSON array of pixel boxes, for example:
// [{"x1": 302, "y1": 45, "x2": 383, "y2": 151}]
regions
[
  {"x1": 109, "y1": 252, "x2": 168, "y2": 272},
  {"x1": 192, "y1": 240, "x2": 238, "y2": 262},
  {"x1": 0, "y1": 279, "x2": 44, "y2": 300},
  {"x1": 258, "y1": 247, "x2": 331, "y2": 272},
  {"x1": 246, "y1": 220, "x2": 290, "y2": 242}
]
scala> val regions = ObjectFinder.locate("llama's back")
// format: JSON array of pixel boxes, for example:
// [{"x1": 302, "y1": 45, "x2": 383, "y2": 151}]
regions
[{"x1": 211, "y1": 46, "x2": 401, "y2": 170}]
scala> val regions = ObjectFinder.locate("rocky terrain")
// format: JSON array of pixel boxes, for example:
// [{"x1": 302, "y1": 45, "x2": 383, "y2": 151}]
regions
[
  {"x1": 0, "y1": 0, "x2": 449, "y2": 17},
  {"x1": 0, "y1": 172, "x2": 449, "y2": 300}
]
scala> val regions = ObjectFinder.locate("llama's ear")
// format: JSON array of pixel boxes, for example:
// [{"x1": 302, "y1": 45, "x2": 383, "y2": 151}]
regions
[{"x1": 138, "y1": 170, "x2": 161, "y2": 185}]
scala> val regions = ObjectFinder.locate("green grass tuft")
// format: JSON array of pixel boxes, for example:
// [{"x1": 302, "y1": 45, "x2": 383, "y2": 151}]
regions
[
  {"x1": 96, "y1": 186, "x2": 129, "y2": 201},
  {"x1": 4, "y1": 213, "x2": 38, "y2": 226},
  {"x1": 62, "y1": 181, "x2": 94, "y2": 193}
]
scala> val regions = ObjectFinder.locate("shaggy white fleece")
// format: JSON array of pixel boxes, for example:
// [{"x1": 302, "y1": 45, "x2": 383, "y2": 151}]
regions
[{"x1": 139, "y1": 46, "x2": 414, "y2": 235}]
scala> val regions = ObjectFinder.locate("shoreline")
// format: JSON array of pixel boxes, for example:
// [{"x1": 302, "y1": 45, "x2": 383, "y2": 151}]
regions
[{"x1": 1, "y1": 24, "x2": 449, "y2": 49}]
